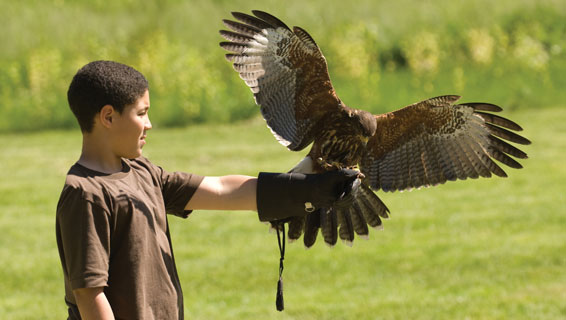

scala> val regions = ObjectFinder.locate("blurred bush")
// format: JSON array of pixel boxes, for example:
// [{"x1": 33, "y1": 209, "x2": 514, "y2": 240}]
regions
[{"x1": 0, "y1": 0, "x2": 564, "y2": 132}]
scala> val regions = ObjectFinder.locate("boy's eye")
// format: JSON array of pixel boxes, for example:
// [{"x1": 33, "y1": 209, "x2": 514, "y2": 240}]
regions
[{"x1": 138, "y1": 107, "x2": 150, "y2": 116}]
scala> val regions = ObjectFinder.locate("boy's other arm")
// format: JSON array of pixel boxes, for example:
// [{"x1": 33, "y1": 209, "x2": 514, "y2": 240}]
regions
[
  {"x1": 73, "y1": 287, "x2": 115, "y2": 320},
  {"x1": 185, "y1": 175, "x2": 257, "y2": 211}
]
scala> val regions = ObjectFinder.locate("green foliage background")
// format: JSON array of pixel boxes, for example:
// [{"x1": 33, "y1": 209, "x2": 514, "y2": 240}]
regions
[{"x1": 1, "y1": 0, "x2": 565, "y2": 132}]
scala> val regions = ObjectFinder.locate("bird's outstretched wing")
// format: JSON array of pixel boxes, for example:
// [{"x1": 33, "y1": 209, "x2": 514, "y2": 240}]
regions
[
  {"x1": 220, "y1": 10, "x2": 342, "y2": 151},
  {"x1": 361, "y1": 95, "x2": 531, "y2": 192}
]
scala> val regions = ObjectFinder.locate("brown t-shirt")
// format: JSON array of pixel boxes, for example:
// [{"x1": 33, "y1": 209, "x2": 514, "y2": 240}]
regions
[{"x1": 56, "y1": 157, "x2": 203, "y2": 319}]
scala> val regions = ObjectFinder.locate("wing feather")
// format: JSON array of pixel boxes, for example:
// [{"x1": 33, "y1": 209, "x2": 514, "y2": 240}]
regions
[
  {"x1": 220, "y1": 11, "x2": 343, "y2": 151},
  {"x1": 488, "y1": 135, "x2": 528, "y2": 159},
  {"x1": 468, "y1": 102, "x2": 502, "y2": 112},
  {"x1": 361, "y1": 96, "x2": 530, "y2": 191},
  {"x1": 219, "y1": 30, "x2": 259, "y2": 44},
  {"x1": 222, "y1": 19, "x2": 262, "y2": 37},
  {"x1": 219, "y1": 42, "x2": 266, "y2": 54},
  {"x1": 485, "y1": 123, "x2": 531, "y2": 145},
  {"x1": 231, "y1": 11, "x2": 273, "y2": 30},
  {"x1": 456, "y1": 135, "x2": 481, "y2": 179},
  {"x1": 437, "y1": 138, "x2": 459, "y2": 181},
  {"x1": 462, "y1": 134, "x2": 492, "y2": 178},
  {"x1": 475, "y1": 111, "x2": 523, "y2": 131},
  {"x1": 452, "y1": 139, "x2": 475, "y2": 179},
  {"x1": 225, "y1": 54, "x2": 263, "y2": 64},
  {"x1": 251, "y1": 10, "x2": 292, "y2": 30},
  {"x1": 232, "y1": 62, "x2": 264, "y2": 73},
  {"x1": 488, "y1": 147, "x2": 523, "y2": 169},
  {"x1": 445, "y1": 138, "x2": 467, "y2": 180}
]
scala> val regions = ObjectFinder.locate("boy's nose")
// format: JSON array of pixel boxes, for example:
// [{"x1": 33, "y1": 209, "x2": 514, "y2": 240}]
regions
[{"x1": 144, "y1": 117, "x2": 152, "y2": 130}]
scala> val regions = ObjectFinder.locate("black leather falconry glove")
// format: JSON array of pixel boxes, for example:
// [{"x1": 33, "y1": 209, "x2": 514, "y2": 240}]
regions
[{"x1": 256, "y1": 169, "x2": 361, "y2": 222}]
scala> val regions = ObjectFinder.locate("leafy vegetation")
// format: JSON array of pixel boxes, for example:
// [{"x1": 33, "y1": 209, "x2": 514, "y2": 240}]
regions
[
  {"x1": 0, "y1": 107, "x2": 565, "y2": 319},
  {"x1": 1, "y1": 0, "x2": 565, "y2": 132}
]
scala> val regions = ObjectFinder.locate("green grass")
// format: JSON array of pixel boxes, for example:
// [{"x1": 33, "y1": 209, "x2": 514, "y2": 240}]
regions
[{"x1": 0, "y1": 106, "x2": 565, "y2": 319}]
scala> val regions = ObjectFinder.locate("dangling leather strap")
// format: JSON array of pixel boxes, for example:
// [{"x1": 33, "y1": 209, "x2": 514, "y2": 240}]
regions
[{"x1": 275, "y1": 222, "x2": 285, "y2": 311}]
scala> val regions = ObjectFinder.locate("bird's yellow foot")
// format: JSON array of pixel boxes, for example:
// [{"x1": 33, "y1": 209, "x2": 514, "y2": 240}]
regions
[
  {"x1": 344, "y1": 165, "x2": 365, "y2": 179},
  {"x1": 317, "y1": 157, "x2": 343, "y2": 170}
]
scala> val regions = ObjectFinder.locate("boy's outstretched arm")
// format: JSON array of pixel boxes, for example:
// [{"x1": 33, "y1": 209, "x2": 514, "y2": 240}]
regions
[
  {"x1": 184, "y1": 170, "x2": 360, "y2": 221},
  {"x1": 185, "y1": 176, "x2": 258, "y2": 211}
]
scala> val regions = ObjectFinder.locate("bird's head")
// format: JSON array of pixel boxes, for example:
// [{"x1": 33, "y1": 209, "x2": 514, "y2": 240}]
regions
[{"x1": 353, "y1": 110, "x2": 377, "y2": 138}]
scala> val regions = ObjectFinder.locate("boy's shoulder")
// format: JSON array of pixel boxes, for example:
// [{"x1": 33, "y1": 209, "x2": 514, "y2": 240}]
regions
[
  {"x1": 62, "y1": 157, "x2": 160, "y2": 192},
  {"x1": 58, "y1": 158, "x2": 159, "y2": 211},
  {"x1": 58, "y1": 163, "x2": 110, "y2": 210}
]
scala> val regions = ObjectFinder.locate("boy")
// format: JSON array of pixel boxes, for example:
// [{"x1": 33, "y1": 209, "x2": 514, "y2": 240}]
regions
[{"x1": 56, "y1": 60, "x2": 358, "y2": 319}]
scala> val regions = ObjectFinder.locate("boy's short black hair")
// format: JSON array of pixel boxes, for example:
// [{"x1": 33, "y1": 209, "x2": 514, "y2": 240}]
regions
[{"x1": 67, "y1": 60, "x2": 149, "y2": 132}]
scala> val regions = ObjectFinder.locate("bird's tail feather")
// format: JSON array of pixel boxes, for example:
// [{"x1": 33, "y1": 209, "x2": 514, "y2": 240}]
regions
[
  {"x1": 296, "y1": 182, "x2": 389, "y2": 248},
  {"x1": 350, "y1": 200, "x2": 370, "y2": 239},
  {"x1": 269, "y1": 156, "x2": 390, "y2": 247},
  {"x1": 336, "y1": 206, "x2": 354, "y2": 246},
  {"x1": 303, "y1": 210, "x2": 321, "y2": 248},
  {"x1": 287, "y1": 216, "x2": 305, "y2": 242},
  {"x1": 320, "y1": 208, "x2": 338, "y2": 247},
  {"x1": 357, "y1": 183, "x2": 390, "y2": 228}
]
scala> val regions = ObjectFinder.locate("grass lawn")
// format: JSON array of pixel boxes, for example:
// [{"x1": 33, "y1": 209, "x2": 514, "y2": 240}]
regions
[{"x1": 0, "y1": 106, "x2": 564, "y2": 319}]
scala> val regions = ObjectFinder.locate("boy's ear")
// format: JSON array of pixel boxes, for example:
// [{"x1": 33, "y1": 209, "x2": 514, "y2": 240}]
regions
[{"x1": 99, "y1": 105, "x2": 115, "y2": 128}]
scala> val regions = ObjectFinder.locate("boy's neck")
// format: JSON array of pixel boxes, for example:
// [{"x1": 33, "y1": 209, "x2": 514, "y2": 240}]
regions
[{"x1": 78, "y1": 132, "x2": 124, "y2": 174}]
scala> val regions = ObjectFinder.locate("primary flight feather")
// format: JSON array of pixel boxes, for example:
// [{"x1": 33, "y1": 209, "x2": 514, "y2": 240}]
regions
[{"x1": 220, "y1": 10, "x2": 531, "y2": 247}]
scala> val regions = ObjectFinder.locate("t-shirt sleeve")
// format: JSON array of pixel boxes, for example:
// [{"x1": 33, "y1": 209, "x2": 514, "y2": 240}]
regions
[
  {"x1": 160, "y1": 169, "x2": 204, "y2": 218},
  {"x1": 56, "y1": 186, "x2": 111, "y2": 290},
  {"x1": 134, "y1": 157, "x2": 204, "y2": 218}
]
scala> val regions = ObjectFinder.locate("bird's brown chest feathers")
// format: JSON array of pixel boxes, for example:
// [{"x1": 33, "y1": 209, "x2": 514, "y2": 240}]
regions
[{"x1": 308, "y1": 112, "x2": 374, "y2": 172}]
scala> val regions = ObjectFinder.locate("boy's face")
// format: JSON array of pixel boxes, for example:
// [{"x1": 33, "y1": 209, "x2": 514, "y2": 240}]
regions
[{"x1": 110, "y1": 89, "x2": 152, "y2": 159}]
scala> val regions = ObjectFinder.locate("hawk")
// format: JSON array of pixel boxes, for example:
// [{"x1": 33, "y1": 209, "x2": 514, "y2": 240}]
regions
[{"x1": 220, "y1": 11, "x2": 530, "y2": 248}]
